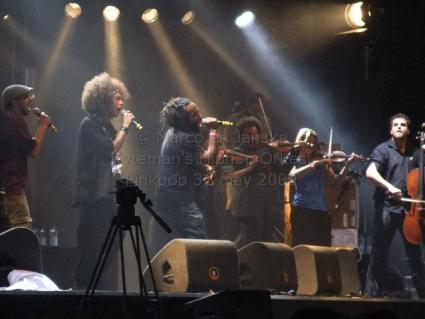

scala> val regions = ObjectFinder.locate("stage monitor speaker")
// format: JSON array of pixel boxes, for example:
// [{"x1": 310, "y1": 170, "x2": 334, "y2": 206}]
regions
[
  {"x1": 144, "y1": 239, "x2": 240, "y2": 293},
  {"x1": 0, "y1": 227, "x2": 42, "y2": 286},
  {"x1": 293, "y1": 245, "x2": 341, "y2": 296},
  {"x1": 335, "y1": 247, "x2": 361, "y2": 296},
  {"x1": 0, "y1": 227, "x2": 42, "y2": 272},
  {"x1": 238, "y1": 242, "x2": 297, "y2": 292}
]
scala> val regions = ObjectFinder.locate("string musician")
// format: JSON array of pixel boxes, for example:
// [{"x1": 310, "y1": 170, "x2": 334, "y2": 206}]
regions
[
  {"x1": 365, "y1": 113, "x2": 425, "y2": 298},
  {"x1": 223, "y1": 116, "x2": 288, "y2": 248},
  {"x1": 288, "y1": 128, "x2": 358, "y2": 247}
]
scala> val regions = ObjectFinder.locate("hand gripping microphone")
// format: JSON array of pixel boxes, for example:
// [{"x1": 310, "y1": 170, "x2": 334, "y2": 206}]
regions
[
  {"x1": 121, "y1": 109, "x2": 143, "y2": 130},
  {"x1": 32, "y1": 108, "x2": 58, "y2": 133}
]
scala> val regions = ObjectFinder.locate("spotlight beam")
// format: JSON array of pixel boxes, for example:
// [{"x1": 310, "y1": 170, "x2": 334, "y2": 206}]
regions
[
  {"x1": 147, "y1": 22, "x2": 210, "y2": 113},
  {"x1": 38, "y1": 17, "x2": 77, "y2": 105},
  {"x1": 104, "y1": 19, "x2": 124, "y2": 80},
  {"x1": 242, "y1": 25, "x2": 334, "y2": 129},
  {"x1": 190, "y1": 24, "x2": 268, "y2": 94}
]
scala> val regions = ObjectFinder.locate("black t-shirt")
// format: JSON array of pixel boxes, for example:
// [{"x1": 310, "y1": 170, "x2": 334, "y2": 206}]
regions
[
  {"x1": 74, "y1": 115, "x2": 116, "y2": 205},
  {"x1": 158, "y1": 128, "x2": 203, "y2": 192},
  {"x1": 369, "y1": 138, "x2": 418, "y2": 214}
]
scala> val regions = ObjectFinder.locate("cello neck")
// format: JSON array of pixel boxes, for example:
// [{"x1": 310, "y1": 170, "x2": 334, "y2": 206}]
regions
[{"x1": 419, "y1": 133, "x2": 425, "y2": 200}]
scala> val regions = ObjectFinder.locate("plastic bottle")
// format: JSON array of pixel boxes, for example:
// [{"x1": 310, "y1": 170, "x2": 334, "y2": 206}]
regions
[
  {"x1": 33, "y1": 228, "x2": 39, "y2": 240},
  {"x1": 49, "y1": 226, "x2": 58, "y2": 246},
  {"x1": 39, "y1": 227, "x2": 47, "y2": 246}
]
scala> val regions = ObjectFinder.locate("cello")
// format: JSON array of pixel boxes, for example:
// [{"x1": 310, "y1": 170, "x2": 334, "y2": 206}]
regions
[{"x1": 403, "y1": 127, "x2": 425, "y2": 245}]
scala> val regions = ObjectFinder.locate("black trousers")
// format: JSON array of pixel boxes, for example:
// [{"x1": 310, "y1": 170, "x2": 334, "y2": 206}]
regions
[
  {"x1": 370, "y1": 205, "x2": 425, "y2": 297},
  {"x1": 75, "y1": 198, "x2": 119, "y2": 291},
  {"x1": 291, "y1": 206, "x2": 332, "y2": 247}
]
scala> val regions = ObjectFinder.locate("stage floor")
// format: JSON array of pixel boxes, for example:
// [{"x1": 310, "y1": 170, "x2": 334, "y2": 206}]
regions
[{"x1": 0, "y1": 290, "x2": 424, "y2": 319}]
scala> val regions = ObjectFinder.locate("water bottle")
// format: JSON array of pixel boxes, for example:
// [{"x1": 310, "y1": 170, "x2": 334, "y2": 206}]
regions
[
  {"x1": 39, "y1": 227, "x2": 47, "y2": 246},
  {"x1": 49, "y1": 226, "x2": 58, "y2": 246},
  {"x1": 33, "y1": 228, "x2": 39, "y2": 240}
]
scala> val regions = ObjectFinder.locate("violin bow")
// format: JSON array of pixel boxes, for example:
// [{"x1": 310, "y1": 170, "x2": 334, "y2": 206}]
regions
[
  {"x1": 258, "y1": 97, "x2": 274, "y2": 140},
  {"x1": 327, "y1": 126, "x2": 333, "y2": 158}
]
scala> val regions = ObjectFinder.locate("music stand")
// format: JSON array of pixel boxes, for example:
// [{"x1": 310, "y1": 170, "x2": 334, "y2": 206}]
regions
[{"x1": 79, "y1": 179, "x2": 171, "y2": 317}]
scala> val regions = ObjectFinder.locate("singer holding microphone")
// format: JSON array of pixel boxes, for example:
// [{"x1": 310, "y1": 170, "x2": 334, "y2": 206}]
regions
[
  {"x1": 0, "y1": 84, "x2": 52, "y2": 230},
  {"x1": 73, "y1": 72, "x2": 135, "y2": 290},
  {"x1": 157, "y1": 97, "x2": 218, "y2": 241}
]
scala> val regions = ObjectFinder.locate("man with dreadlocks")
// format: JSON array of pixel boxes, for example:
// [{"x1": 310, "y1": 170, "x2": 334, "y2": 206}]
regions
[{"x1": 157, "y1": 97, "x2": 218, "y2": 239}]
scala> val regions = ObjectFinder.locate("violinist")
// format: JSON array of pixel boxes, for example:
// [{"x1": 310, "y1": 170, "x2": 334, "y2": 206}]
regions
[
  {"x1": 229, "y1": 116, "x2": 287, "y2": 248},
  {"x1": 224, "y1": 92, "x2": 273, "y2": 147},
  {"x1": 288, "y1": 128, "x2": 357, "y2": 247},
  {"x1": 365, "y1": 113, "x2": 425, "y2": 298}
]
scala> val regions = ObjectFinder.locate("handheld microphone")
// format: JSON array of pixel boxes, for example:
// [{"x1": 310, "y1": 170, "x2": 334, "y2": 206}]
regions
[
  {"x1": 201, "y1": 119, "x2": 234, "y2": 127},
  {"x1": 32, "y1": 108, "x2": 58, "y2": 133},
  {"x1": 121, "y1": 109, "x2": 143, "y2": 130}
]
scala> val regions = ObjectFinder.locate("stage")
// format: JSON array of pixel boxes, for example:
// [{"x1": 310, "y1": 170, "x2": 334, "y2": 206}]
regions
[{"x1": 0, "y1": 290, "x2": 424, "y2": 319}]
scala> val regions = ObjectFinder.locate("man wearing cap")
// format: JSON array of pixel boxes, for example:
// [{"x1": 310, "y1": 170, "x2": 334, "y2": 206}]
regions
[{"x1": 0, "y1": 84, "x2": 51, "y2": 230}]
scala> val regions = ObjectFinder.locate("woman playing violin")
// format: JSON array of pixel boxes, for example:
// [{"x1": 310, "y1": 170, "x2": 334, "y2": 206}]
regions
[{"x1": 288, "y1": 128, "x2": 357, "y2": 247}]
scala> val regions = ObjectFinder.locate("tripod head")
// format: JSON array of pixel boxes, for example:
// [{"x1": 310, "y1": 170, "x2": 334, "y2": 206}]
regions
[
  {"x1": 115, "y1": 179, "x2": 142, "y2": 229},
  {"x1": 114, "y1": 179, "x2": 171, "y2": 233}
]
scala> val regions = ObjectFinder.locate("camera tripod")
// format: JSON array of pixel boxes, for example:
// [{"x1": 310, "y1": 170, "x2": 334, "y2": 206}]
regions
[{"x1": 79, "y1": 180, "x2": 171, "y2": 317}]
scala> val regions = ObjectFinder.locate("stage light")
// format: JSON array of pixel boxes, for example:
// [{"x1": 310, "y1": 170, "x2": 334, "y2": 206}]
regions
[
  {"x1": 3, "y1": 14, "x2": 9, "y2": 21},
  {"x1": 235, "y1": 11, "x2": 255, "y2": 29},
  {"x1": 141, "y1": 8, "x2": 159, "y2": 24},
  {"x1": 64, "y1": 3, "x2": 82, "y2": 19},
  {"x1": 103, "y1": 6, "x2": 120, "y2": 22},
  {"x1": 345, "y1": 2, "x2": 366, "y2": 28},
  {"x1": 181, "y1": 10, "x2": 195, "y2": 25}
]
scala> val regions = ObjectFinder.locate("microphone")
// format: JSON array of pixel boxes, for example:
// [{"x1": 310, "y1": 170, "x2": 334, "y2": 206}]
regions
[
  {"x1": 201, "y1": 119, "x2": 234, "y2": 127},
  {"x1": 121, "y1": 109, "x2": 143, "y2": 130},
  {"x1": 32, "y1": 108, "x2": 58, "y2": 133}
]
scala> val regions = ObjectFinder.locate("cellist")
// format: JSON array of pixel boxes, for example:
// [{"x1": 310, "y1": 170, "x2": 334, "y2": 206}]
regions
[{"x1": 366, "y1": 113, "x2": 425, "y2": 298}]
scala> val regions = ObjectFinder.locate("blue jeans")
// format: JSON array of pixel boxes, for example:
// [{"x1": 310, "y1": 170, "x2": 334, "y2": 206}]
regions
[{"x1": 157, "y1": 189, "x2": 207, "y2": 239}]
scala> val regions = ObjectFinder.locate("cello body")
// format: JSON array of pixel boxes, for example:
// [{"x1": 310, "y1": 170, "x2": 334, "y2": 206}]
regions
[{"x1": 403, "y1": 167, "x2": 424, "y2": 245}]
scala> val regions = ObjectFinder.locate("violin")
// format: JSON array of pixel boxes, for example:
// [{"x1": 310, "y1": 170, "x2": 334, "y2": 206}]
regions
[
  {"x1": 317, "y1": 150, "x2": 369, "y2": 163},
  {"x1": 267, "y1": 139, "x2": 314, "y2": 154}
]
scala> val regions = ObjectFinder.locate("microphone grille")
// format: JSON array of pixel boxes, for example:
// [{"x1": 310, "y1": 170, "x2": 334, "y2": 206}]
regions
[{"x1": 32, "y1": 107, "x2": 41, "y2": 116}]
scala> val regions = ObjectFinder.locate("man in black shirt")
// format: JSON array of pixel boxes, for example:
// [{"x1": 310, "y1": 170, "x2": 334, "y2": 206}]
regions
[
  {"x1": 366, "y1": 113, "x2": 425, "y2": 298},
  {"x1": 157, "y1": 97, "x2": 218, "y2": 239},
  {"x1": 0, "y1": 84, "x2": 51, "y2": 230},
  {"x1": 74, "y1": 72, "x2": 135, "y2": 290}
]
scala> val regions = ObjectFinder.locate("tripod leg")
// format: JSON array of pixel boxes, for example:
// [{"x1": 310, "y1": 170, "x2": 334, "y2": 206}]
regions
[
  {"x1": 118, "y1": 222, "x2": 128, "y2": 311},
  {"x1": 128, "y1": 227, "x2": 147, "y2": 297},
  {"x1": 91, "y1": 224, "x2": 119, "y2": 296},
  {"x1": 80, "y1": 216, "x2": 118, "y2": 309},
  {"x1": 136, "y1": 222, "x2": 160, "y2": 299}
]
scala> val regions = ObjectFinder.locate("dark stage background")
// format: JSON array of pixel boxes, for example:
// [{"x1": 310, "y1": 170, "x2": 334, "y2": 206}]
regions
[{"x1": 1, "y1": 0, "x2": 425, "y2": 290}]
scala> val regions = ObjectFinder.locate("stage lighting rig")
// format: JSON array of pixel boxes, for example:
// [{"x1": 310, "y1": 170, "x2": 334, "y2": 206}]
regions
[
  {"x1": 235, "y1": 11, "x2": 255, "y2": 29},
  {"x1": 103, "y1": 5, "x2": 120, "y2": 22},
  {"x1": 141, "y1": 8, "x2": 159, "y2": 24},
  {"x1": 181, "y1": 10, "x2": 195, "y2": 25},
  {"x1": 345, "y1": 2, "x2": 371, "y2": 29},
  {"x1": 64, "y1": 3, "x2": 81, "y2": 19}
]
